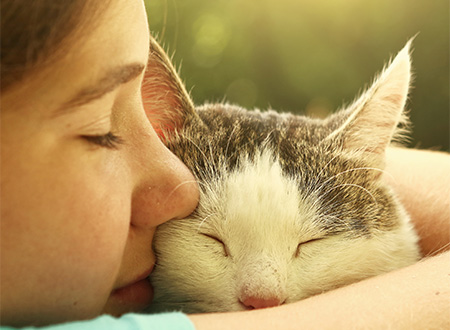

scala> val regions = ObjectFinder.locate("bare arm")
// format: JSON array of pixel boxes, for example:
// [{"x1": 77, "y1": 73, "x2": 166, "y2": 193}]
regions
[
  {"x1": 190, "y1": 147, "x2": 450, "y2": 329},
  {"x1": 190, "y1": 251, "x2": 450, "y2": 329},
  {"x1": 385, "y1": 147, "x2": 450, "y2": 256}
]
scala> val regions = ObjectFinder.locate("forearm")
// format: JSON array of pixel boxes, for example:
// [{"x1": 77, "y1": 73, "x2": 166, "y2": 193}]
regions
[
  {"x1": 190, "y1": 251, "x2": 450, "y2": 329},
  {"x1": 385, "y1": 147, "x2": 450, "y2": 256}
]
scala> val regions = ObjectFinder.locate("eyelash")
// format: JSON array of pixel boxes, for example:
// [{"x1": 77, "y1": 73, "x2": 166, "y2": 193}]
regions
[{"x1": 82, "y1": 132, "x2": 124, "y2": 149}]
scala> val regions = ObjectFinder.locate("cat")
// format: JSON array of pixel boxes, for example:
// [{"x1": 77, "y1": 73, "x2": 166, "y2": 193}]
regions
[{"x1": 142, "y1": 37, "x2": 421, "y2": 313}]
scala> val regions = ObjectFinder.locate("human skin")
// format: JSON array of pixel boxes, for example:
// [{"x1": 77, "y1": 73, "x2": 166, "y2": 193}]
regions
[
  {"x1": 0, "y1": 0, "x2": 198, "y2": 326},
  {"x1": 385, "y1": 147, "x2": 450, "y2": 256},
  {"x1": 191, "y1": 250, "x2": 450, "y2": 329}
]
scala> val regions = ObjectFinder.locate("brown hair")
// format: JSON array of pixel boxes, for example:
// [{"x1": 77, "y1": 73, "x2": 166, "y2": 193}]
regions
[{"x1": 1, "y1": 0, "x2": 106, "y2": 92}]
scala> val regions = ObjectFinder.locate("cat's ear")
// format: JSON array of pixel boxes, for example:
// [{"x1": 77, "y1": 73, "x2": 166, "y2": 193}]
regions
[
  {"x1": 325, "y1": 40, "x2": 413, "y2": 168},
  {"x1": 141, "y1": 37, "x2": 198, "y2": 140}
]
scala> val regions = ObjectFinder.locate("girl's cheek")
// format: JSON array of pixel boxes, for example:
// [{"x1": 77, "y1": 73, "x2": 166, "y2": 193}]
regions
[
  {"x1": 43, "y1": 140, "x2": 133, "y2": 289},
  {"x1": 51, "y1": 168, "x2": 133, "y2": 316},
  {"x1": 0, "y1": 149, "x2": 133, "y2": 323},
  {"x1": 68, "y1": 159, "x2": 132, "y2": 266}
]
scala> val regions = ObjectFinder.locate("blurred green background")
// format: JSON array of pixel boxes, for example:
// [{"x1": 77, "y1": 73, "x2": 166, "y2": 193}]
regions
[{"x1": 145, "y1": 0, "x2": 449, "y2": 151}]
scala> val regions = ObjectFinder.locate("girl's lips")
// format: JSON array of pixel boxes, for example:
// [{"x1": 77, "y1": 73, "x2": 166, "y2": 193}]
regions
[
  {"x1": 111, "y1": 268, "x2": 154, "y2": 309},
  {"x1": 111, "y1": 277, "x2": 153, "y2": 308}
]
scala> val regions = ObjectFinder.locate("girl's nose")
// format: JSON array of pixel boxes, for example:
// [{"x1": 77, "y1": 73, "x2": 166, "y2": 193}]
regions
[{"x1": 130, "y1": 128, "x2": 199, "y2": 228}]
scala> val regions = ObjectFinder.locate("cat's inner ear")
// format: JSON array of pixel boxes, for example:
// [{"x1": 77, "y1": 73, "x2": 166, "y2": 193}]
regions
[
  {"x1": 325, "y1": 40, "x2": 412, "y2": 167},
  {"x1": 141, "y1": 37, "x2": 196, "y2": 140}
]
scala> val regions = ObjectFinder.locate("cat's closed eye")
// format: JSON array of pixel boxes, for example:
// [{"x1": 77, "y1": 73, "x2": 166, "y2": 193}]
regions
[
  {"x1": 201, "y1": 233, "x2": 229, "y2": 257},
  {"x1": 294, "y1": 238, "x2": 323, "y2": 258}
]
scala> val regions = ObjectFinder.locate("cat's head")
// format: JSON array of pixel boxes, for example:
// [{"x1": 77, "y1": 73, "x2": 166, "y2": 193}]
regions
[{"x1": 145, "y1": 38, "x2": 420, "y2": 313}]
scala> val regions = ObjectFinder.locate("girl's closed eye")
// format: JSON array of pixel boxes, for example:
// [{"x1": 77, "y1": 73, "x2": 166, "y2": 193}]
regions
[{"x1": 82, "y1": 131, "x2": 124, "y2": 149}]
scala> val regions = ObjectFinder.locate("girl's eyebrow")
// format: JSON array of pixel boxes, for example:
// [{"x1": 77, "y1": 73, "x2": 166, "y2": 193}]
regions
[{"x1": 55, "y1": 63, "x2": 145, "y2": 114}]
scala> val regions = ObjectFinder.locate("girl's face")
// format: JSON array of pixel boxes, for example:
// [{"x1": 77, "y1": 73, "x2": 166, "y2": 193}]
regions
[{"x1": 0, "y1": 0, "x2": 198, "y2": 326}]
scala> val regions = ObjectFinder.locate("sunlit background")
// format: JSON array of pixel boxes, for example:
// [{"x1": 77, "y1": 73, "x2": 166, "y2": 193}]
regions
[{"x1": 145, "y1": 0, "x2": 449, "y2": 151}]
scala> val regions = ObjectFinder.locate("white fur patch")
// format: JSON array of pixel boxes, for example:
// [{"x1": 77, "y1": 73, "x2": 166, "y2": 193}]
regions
[
  {"x1": 194, "y1": 149, "x2": 328, "y2": 305},
  {"x1": 222, "y1": 150, "x2": 316, "y2": 303},
  {"x1": 224, "y1": 150, "x2": 315, "y2": 237}
]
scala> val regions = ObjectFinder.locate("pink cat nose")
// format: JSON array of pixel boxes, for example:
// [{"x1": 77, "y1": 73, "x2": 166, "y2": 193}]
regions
[{"x1": 241, "y1": 297, "x2": 282, "y2": 309}]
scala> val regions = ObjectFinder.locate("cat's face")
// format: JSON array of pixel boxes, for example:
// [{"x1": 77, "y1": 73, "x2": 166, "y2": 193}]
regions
[{"x1": 145, "y1": 39, "x2": 420, "y2": 313}]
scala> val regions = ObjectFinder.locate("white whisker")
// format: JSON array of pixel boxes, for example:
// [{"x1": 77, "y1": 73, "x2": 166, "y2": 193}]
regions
[
  {"x1": 224, "y1": 125, "x2": 239, "y2": 158},
  {"x1": 315, "y1": 154, "x2": 341, "y2": 184},
  {"x1": 162, "y1": 180, "x2": 201, "y2": 206},
  {"x1": 317, "y1": 167, "x2": 389, "y2": 193},
  {"x1": 196, "y1": 213, "x2": 219, "y2": 232},
  {"x1": 323, "y1": 183, "x2": 378, "y2": 206},
  {"x1": 182, "y1": 135, "x2": 216, "y2": 179},
  {"x1": 323, "y1": 214, "x2": 353, "y2": 232}
]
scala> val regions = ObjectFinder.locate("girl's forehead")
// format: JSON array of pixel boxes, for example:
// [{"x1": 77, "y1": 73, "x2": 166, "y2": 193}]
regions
[{"x1": 2, "y1": 0, "x2": 149, "y2": 114}]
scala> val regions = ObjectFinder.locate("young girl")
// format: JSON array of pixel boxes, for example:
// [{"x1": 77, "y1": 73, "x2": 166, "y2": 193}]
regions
[{"x1": 1, "y1": 0, "x2": 449, "y2": 329}]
